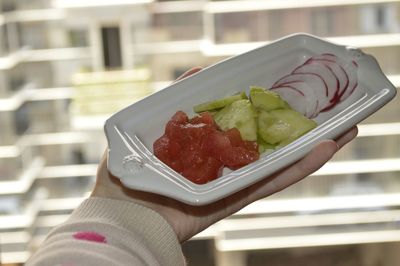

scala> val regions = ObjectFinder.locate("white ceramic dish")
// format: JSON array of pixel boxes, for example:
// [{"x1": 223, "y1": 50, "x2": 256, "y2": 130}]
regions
[{"x1": 104, "y1": 33, "x2": 397, "y2": 205}]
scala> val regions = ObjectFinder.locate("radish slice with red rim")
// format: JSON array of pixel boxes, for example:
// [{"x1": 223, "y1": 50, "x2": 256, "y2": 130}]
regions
[
  {"x1": 310, "y1": 57, "x2": 349, "y2": 100},
  {"x1": 278, "y1": 81, "x2": 318, "y2": 118},
  {"x1": 297, "y1": 82, "x2": 319, "y2": 118},
  {"x1": 293, "y1": 60, "x2": 338, "y2": 105},
  {"x1": 319, "y1": 53, "x2": 358, "y2": 101},
  {"x1": 338, "y1": 60, "x2": 358, "y2": 101},
  {"x1": 271, "y1": 73, "x2": 327, "y2": 115},
  {"x1": 268, "y1": 53, "x2": 359, "y2": 118},
  {"x1": 303, "y1": 59, "x2": 341, "y2": 104}
]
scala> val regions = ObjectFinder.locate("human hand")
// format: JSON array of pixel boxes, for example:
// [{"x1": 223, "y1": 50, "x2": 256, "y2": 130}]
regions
[{"x1": 91, "y1": 67, "x2": 359, "y2": 243}]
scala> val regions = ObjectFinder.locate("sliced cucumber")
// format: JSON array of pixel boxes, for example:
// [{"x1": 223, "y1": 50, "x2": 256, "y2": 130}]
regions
[
  {"x1": 257, "y1": 110, "x2": 276, "y2": 131},
  {"x1": 193, "y1": 91, "x2": 248, "y2": 113},
  {"x1": 257, "y1": 133, "x2": 276, "y2": 153},
  {"x1": 192, "y1": 86, "x2": 317, "y2": 153},
  {"x1": 250, "y1": 86, "x2": 290, "y2": 111},
  {"x1": 258, "y1": 110, "x2": 292, "y2": 144},
  {"x1": 213, "y1": 99, "x2": 257, "y2": 141},
  {"x1": 259, "y1": 109, "x2": 317, "y2": 145}
]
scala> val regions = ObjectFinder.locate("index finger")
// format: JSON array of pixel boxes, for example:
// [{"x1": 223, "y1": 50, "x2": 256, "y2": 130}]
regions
[{"x1": 175, "y1": 67, "x2": 203, "y2": 82}]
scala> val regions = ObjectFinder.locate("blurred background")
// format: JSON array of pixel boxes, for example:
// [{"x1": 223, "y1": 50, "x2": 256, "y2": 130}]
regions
[{"x1": 0, "y1": 0, "x2": 400, "y2": 265}]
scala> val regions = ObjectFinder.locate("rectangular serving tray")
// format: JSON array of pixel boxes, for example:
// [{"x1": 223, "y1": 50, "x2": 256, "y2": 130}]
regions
[{"x1": 104, "y1": 33, "x2": 397, "y2": 205}]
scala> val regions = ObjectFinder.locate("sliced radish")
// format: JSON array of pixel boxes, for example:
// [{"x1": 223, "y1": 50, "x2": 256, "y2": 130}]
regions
[
  {"x1": 285, "y1": 82, "x2": 318, "y2": 118},
  {"x1": 337, "y1": 59, "x2": 358, "y2": 101},
  {"x1": 292, "y1": 61, "x2": 338, "y2": 105},
  {"x1": 271, "y1": 73, "x2": 329, "y2": 114},
  {"x1": 268, "y1": 53, "x2": 359, "y2": 118},
  {"x1": 310, "y1": 57, "x2": 349, "y2": 100},
  {"x1": 341, "y1": 74, "x2": 357, "y2": 100},
  {"x1": 319, "y1": 53, "x2": 358, "y2": 101},
  {"x1": 274, "y1": 81, "x2": 318, "y2": 118}
]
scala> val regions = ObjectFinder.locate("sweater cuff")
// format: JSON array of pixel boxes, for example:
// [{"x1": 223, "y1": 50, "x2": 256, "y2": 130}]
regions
[{"x1": 69, "y1": 197, "x2": 185, "y2": 266}]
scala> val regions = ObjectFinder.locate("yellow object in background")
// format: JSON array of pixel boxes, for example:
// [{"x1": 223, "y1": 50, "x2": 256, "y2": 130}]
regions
[{"x1": 71, "y1": 68, "x2": 152, "y2": 116}]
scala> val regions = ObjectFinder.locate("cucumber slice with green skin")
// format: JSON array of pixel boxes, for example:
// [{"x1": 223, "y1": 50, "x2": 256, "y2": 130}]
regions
[
  {"x1": 257, "y1": 110, "x2": 277, "y2": 131},
  {"x1": 193, "y1": 87, "x2": 317, "y2": 153},
  {"x1": 258, "y1": 109, "x2": 317, "y2": 145},
  {"x1": 213, "y1": 99, "x2": 257, "y2": 141},
  {"x1": 258, "y1": 110, "x2": 292, "y2": 144},
  {"x1": 257, "y1": 133, "x2": 276, "y2": 153},
  {"x1": 271, "y1": 109, "x2": 317, "y2": 141},
  {"x1": 193, "y1": 91, "x2": 248, "y2": 113},
  {"x1": 249, "y1": 86, "x2": 265, "y2": 93},
  {"x1": 249, "y1": 86, "x2": 290, "y2": 111}
]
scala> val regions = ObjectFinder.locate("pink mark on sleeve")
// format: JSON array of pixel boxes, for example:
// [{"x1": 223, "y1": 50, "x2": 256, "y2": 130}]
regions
[{"x1": 73, "y1": 231, "x2": 107, "y2": 243}]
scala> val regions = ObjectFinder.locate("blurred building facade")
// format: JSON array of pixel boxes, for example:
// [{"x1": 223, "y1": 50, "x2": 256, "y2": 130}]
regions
[{"x1": 1, "y1": 0, "x2": 400, "y2": 265}]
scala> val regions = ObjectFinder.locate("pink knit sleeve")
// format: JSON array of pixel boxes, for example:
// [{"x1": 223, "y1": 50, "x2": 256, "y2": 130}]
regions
[{"x1": 26, "y1": 197, "x2": 186, "y2": 266}]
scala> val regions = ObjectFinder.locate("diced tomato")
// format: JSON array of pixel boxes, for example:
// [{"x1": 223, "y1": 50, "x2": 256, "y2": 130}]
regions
[
  {"x1": 201, "y1": 131, "x2": 231, "y2": 159},
  {"x1": 153, "y1": 135, "x2": 172, "y2": 159},
  {"x1": 170, "y1": 110, "x2": 189, "y2": 124},
  {"x1": 180, "y1": 148, "x2": 203, "y2": 168},
  {"x1": 190, "y1": 112, "x2": 216, "y2": 127},
  {"x1": 167, "y1": 158, "x2": 184, "y2": 173},
  {"x1": 182, "y1": 157, "x2": 224, "y2": 184},
  {"x1": 223, "y1": 128, "x2": 243, "y2": 147},
  {"x1": 224, "y1": 127, "x2": 259, "y2": 152},
  {"x1": 153, "y1": 136, "x2": 180, "y2": 160},
  {"x1": 181, "y1": 123, "x2": 210, "y2": 145},
  {"x1": 153, "y1": 135, "x2": 183, "y2": 172},
  {"x1": 242, "y1": 140, "x2": 259, "y2": 153},
  {"x1": 165, "y1": 121, "x2": 182, "y2": 139},
  {"x1": 221, "y1": 147, "x2": 259, "y2": 170},
  {"x1": 153, "y1": 111, "x2": 259, "y2": 184}
]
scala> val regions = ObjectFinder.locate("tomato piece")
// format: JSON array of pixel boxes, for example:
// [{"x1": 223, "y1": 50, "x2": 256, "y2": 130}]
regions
[
  {"x1": 224, "y1": 128, "x2": 243, "y2": 147},
  {"x1": 153, "y1": 135, "x2": 183, "y2": 172},
  {"x1": 170, "y1": 110, "x2": 189, "y2": 124},
  {"x1": 165, "y1": 121, "x2": 180, "y2": 139},
  {"x1": 190, "y1": 112, "x2": 217, "y2": 127},
  {"x1": 224, "y1": 127, "x2": 258, "y2": 152},
  {"x1": 154, "y1": 110, "x2": 260, "y2": 184},
  {"x1": 221, "y1": 147, "x2": 259, "y2": 170},
  {"x1": 167, "y1": 158, "x2": 184, "y2": 173},
  {"x1": 153, "y1": 135, "x2": 170, "y2": 159},
  {"x1": 181, "y1": 123, "x2": 209, "y2": 145},
  {"x1": 182, "y1": 157, "x2": 223, "y2": 184},
  {"x1": 180, "y1": 147, "x2": 203, "y2": 168},
  {"x1": 153, "y1": 136, "x2": 178, "y2": 159},
  {"x1": 201, "y1": 130, "x2": 231, "y2": 159},
  {"x1": 242, "y1": 140, "x2": 259, "y2": 153}
]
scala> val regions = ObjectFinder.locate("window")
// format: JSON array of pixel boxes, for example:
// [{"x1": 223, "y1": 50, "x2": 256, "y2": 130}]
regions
[
  {"x1": 69, "y1": 29, "x2": 89, "y2": 47},
  {"x1": 1, "y1": 24, "x2": 10, "y2": 54},
  {"x1": 360, "y1": 3, "x2": 398, "y2": 34},
  {"x1": 152, "y1": 12, "x2": 203, "y2": 42},
  {"x1": 1, "y1": 0, "x2": 16, "y2": 12},
  {"x1": 101, "y1": 26, "x2": 123, "y2": 69},
  {"x1": 14, "y1": 103, "x2": 30, "y2": 135}
]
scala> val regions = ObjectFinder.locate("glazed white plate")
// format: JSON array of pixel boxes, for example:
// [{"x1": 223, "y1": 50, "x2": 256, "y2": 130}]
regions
[{"x1": 104, "y1": 33, "x2": 397, "y2": 205}]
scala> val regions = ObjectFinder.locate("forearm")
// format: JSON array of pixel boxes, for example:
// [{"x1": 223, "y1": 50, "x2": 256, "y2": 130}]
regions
[{"x1": 26, "y1": 197, "x2": 185, "y2": 266}]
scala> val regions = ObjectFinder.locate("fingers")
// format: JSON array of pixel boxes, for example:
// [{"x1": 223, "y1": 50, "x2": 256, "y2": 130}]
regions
[
  {"x1": 205, "y1": 126, "x2": 359, "y2": 222},
  {"x1": 175, "y1": 67, "x2": 203, "y2": 81},
  {"x1": 246, "y1": 140, "x2": 339, "y2": 203},
  {"x1": 336, "y1": 126, "x2": 358, "y2": 149},
  {"x1": 245, "y1": 126, "x2": 358, "y2": 204}
]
